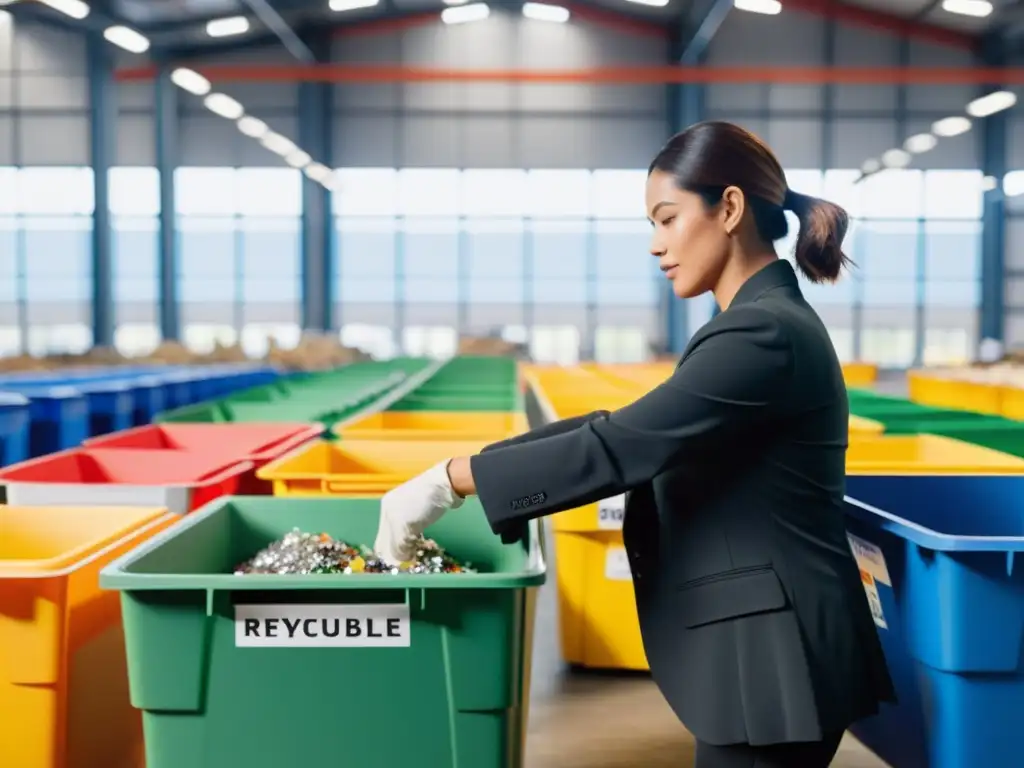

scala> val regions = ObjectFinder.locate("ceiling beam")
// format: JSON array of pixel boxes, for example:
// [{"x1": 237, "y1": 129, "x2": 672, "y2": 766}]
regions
[
  {"x1": 783, "y1": 0, "x2": 976, "y2": 51},
  {"x1": 678, "y1": 0, "x2": 733, "y2": 64},
  {"x1": 237, "y1": 0, "x2": 316, "y2": 62}
]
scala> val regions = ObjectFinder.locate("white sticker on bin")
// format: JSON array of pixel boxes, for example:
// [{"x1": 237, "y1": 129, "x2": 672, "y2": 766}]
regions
[
  {"x1": 605, "y1": 547, "x2": 633, "y2": 581},
  {"x1": 847, "y1": 533, "x2": 891, "y2": 587},
  {"x1": 859, "y1": 570, "x2": 888, "y2": 630},
  {"x1": 235, "y1": 604, "x2": 411, "y2": 648},
  {"x1": 597, "y1": 495, "x2": 626, "y2": 530}
]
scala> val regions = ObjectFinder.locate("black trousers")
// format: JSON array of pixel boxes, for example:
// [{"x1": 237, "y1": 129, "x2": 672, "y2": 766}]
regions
[{"x1": 694, "y1": 730, "x2": 845, "y2": 768}]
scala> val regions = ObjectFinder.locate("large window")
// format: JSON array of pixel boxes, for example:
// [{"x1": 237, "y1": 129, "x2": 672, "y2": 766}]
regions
[
  {"x1": 111, "y1": 167, "x2": 160, "y2": 356},
  {"x1": 331, "y1": 167, "x2": 662, "y2": 361},
  {"x1": 175, "y1": 167, "x2": 302, "y2": 355}
]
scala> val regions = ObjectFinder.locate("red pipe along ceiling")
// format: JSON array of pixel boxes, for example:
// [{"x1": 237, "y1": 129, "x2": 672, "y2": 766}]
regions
[{"x1": 114, "y1": 65, "x2": 1024, "y2": 85}]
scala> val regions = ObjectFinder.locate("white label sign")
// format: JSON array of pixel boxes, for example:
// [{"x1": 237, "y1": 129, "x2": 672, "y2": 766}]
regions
[
  {"x1": 605, "y1": 547, "x2": 633, "y2": 581},
  {"x1": 859, "y1": 570, "x2": 888, "y2": 630},
  {"x1": 847, "y1": 533, "x2": 891, "y2": 586},
  {"x1": 235, "y1": 604, "x2": 411, "y2": 648},
  {"x1": 597, "y1": 494, "x2": 626, "y2": 530}
]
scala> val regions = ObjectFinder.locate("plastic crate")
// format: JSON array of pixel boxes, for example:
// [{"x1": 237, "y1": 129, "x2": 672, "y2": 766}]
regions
[
  {"x1": 84, "y1": 423, "x2": 323, "y2": 494},
  {"x1": 0, "y1": 448, "x2": 252, "y2": 514},
  {"x1": 389, "y1": 392, "x2": 520, "y2": 412},
  {"x1": 257, "y1": 439, "x2": 490, "y2": 496},
  {"x1": 0, "y1": 392, "x2": 30, "y2": 466},
  {"x1": 99, "y1": 496, "x2": 545, "y2": 768},
  {"x1": 846, "y1": 435, "x2": 1024, "y2": 474},
  {"x1": 6, "y1": 386, "x2": 89, "y2": 457},
  {"x1": 841, "y1": 476, "x2": 1024, "y2": 767},
  {"x1": 0, "y1": 505, "x2": 175, "y2": 768},
  {"x1": 334, "y1": 411, "x2": 528, "y2": 441}
]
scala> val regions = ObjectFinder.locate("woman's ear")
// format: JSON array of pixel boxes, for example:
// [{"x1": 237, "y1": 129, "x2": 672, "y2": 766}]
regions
[{"x1": 721, "y1": 186, "x2": 745, "y2": 236}]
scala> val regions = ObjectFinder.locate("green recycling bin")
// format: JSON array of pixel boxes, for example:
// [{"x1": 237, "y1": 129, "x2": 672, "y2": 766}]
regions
[
  {"x1": 883, "y1": 414, "x2": 1024, "y2": 457},
  {"x1": 100, "y1": 496, "x2": 545, "y2": 768},
  {"x1": 390, "y1": 393, "x2": 521, "y2": 412}
]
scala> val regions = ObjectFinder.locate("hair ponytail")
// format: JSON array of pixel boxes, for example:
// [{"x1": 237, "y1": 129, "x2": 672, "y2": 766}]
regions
[{"x1": 784, "y1": 190, "x2": 852, "y2": 284}]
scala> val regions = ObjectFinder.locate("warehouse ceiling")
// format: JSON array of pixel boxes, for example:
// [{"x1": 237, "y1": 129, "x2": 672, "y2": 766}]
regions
[{"x1": 12, "y1": 0, "x2": 1024, "y2": 57}]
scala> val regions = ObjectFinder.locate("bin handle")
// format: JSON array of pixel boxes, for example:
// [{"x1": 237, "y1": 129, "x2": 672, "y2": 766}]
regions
[{"x1": 323, "y1": 478, "x2": 404, "y2": 494}]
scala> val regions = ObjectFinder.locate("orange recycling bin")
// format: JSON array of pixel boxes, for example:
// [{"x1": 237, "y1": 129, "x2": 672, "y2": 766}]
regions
[{"x1": 0, "y1": 505, "x2": 176, "y2": 768}]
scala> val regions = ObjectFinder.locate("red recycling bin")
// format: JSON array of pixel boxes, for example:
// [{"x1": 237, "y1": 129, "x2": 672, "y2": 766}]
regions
[
  {"x1": 0, "y1": 447, "x2": 252, "y2": 514},
  {"x1": 83, "y1": 422, "x2": 323, "y2": 494}
]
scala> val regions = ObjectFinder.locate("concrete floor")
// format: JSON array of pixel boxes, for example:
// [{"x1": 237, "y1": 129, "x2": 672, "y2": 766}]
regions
[{"x1": 522, "y1": 520, "x2": 891, "y2": 768}]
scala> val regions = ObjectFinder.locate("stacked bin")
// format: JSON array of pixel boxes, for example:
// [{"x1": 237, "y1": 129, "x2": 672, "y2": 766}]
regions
[
  {"x1": 155, "y1": 359, "x2": 428, "y2": 427},
  {"x1": 97, "y1": 356, "x2": 543, "y2": 768},
  {"x1": 0, "y1": 505, "x2": 176, "y2": 768}
]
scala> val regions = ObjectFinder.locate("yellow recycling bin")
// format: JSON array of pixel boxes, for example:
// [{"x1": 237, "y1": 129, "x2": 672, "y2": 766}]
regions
[
  {"x1": 846, "y1": 435, "x2": 1024, "y2": 474},
  {"x1": 334, "y1": 410, "x2": 527, "y2": 441},
  {"x1": 257, "y1": 439, "x2": 490, "y2": 496}
]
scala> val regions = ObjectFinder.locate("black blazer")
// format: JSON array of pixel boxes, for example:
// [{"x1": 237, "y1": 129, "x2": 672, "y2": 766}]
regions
[{"x1": 471, "y1": 259, "x2": 896, "y2": 747}]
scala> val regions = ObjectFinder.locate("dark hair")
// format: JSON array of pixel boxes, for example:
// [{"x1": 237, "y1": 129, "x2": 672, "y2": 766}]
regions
[{"x1": 648, "y1": 121, "x2": 851, "y2": 284}]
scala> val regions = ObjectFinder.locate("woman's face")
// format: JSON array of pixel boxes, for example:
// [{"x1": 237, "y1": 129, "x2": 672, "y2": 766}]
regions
[{"x1": 645, "y1": 169, "x2": 731, "y2": 299}]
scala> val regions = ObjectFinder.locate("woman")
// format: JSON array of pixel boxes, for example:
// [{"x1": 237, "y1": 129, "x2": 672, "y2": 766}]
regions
[{"x1": 375, "y1": 121, "x2": 895, "y2": 768}]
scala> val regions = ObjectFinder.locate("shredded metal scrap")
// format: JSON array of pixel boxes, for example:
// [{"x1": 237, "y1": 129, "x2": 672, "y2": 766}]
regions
[{"x1": 234, "y1": 528, "x2": 474, "y2": 575}]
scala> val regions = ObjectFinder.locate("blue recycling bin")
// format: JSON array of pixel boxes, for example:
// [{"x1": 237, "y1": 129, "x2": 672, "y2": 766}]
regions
[
  {"x1": 0, "y1": 392, "x2": 30, "y2": 466},
  {"x1": 74, "y1": 380, "x2": 134, "y2": 436},
  {"x1": 843, "y1": 475, "x2": 1024, "y2": 768},
  {"x1": 3, "y1": 385, "x2": 89, "y2": 456}
]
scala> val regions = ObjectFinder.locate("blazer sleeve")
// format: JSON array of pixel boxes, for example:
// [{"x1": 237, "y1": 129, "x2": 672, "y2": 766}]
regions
[
  {"x1": 479, "y1": 411, "x2": 611, "y2": 453},
  {"x1": 470, "y1": 306, "x2": 794, "y2": 536}
]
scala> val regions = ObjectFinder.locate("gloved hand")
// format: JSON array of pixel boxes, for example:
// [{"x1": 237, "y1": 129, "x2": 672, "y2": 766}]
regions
[{"x1": 374, "y1": 460, "x2": 465, "y2": 565}]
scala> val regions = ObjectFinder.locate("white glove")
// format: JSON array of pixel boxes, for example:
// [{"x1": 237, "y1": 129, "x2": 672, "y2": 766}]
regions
[{"x1": 374, "y1": 460, "x2": 465, "y2": 565}]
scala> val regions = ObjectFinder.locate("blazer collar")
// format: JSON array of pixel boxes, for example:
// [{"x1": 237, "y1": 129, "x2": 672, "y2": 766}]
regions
[{"x1": 729, "y1": 259, "x2": 799, "y2": 308}]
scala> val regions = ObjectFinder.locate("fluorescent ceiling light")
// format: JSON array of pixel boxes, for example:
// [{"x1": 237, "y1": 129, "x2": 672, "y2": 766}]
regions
[
  {"x1": 206, "y1": 16, "x2": 250, "y2": 37},
  {"x1": 622, "y1": 0, "x2": 669, "y2": 6},
  {"x1": 285, "y1": 150, "x2": 312, "y2": 168},
  {"x1": 522, "y1": 2, "x2": 569, "y2": 22},
  {"x1": 733, "y1": 0, "x2": 781, "y2": 15},
  {"x1": 442, "y1": 0, "x2": 467, "y2": 4},
  {"x1": 940, "y1": 0, "x2": 993, "y2": 17},
  {"x1": 261, "y1": 132, "x2": 298, "y2": 156},
  {"x1": 931, "y1": 115, "x2": 971, "y2": 137},
  {"x1": 881, "y1": 148, "x2": 912, "y2": 168},
  {"x1": 981, "y1": 175, "x2": 998, "y2": 192},
  {"x1": 1003, "y1": 170, "x2": 1024, "y2": 197},
  {"x1": 860, "y1": 158, "x2": 881, "y2": 175},
  {"x1": 903, "y1": 133, "x2": 937, "y2": 154},
  {"x1": 103, "y1": 25, "x2": 150, "y2": 54},
  {"x1": 967, "y1": 90, "x2": 1017, "y2": 118},
  {"x1": 37, "y1": 0, "x2": 90, "y2": 19},
  {"x1": 203, "y1": 93, "x2": 244, "y2": 120},
  {"x1": 171, "y1": 68, "x2": 211, "y2": 96},
  {"x1": 329, "y1": 0, "x2": 379, "y2": 10},
  {"x1": 304, "y1": 163, "x2": 333, "y2": 183},
  {"x1": 441, "y1": 2, "x2": 490, "y2": 23},
  {"x1": 237, "y1": 116, "x2": 268, "y2": 138}
]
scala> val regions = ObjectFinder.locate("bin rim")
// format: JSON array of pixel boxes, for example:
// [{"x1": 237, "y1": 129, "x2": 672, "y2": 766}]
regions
[
  {"x1": 0, "y1": 447, "x2": 255, "y2": 488},
  {"x1": 0, "y1": 509, "x2": 174, "y2": 579},
  {"x1": 99, "y1": 495, "x2": 546, "y2": 591},
  {"x1": 1, "y1": 384, "x2": 82, "y2": 398},
  {"x1": 0, "y1": 391, "x2": 29, "y2": 407},
  {"x1": 845, "y1": 491, "x2": 1024, "y2": 553}
]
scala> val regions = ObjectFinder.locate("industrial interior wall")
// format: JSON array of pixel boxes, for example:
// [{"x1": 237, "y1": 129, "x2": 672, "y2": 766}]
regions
[
  {"x1": 1005, "y1": 120, "x2": 1024, "y2": 349},
  {"x1": 703, "y1": 11, "x2": 982, "y2": 367},
  {"x1": 0, "y1": 16, "x2": 158, "y2": 355}
]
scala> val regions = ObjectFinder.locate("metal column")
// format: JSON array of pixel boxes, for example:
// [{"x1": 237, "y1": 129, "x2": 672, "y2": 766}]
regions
[
  {"x1": 87, "y1": 33, "x2": 115, "y2": 348},
  {"x1": 979, "y1": 41, "x2": 1007, "y2": 347},
  {"x1": 663, "y1": 0, "x2": 729, "y2": 353},
  {"x1": 155, "y1": 66, "x2": 180, "y2": 341},
  {"x1": 298, "y1": 32, "x2": 334, "y2": 332}
]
